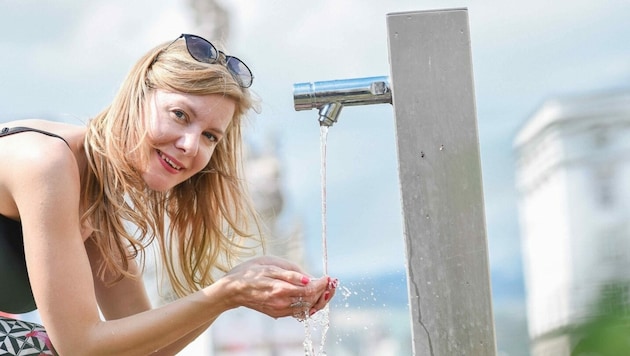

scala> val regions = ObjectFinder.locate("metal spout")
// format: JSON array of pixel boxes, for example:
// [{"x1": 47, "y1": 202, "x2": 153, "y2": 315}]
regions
[
  {"x1": 318, "y1": 102, "x2": 343, "y2": 127},
  {"x1": 293, "y1": 76, "x2": 392, "y2": 127}
]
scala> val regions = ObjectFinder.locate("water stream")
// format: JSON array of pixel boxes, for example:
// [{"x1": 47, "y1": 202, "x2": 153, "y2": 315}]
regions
[
  {"x1": 320, "y1": 125, "x2": 329, "y2": 277},
  {"x1": 302, "y1": 125, "x2": 331, "y2": 356}
]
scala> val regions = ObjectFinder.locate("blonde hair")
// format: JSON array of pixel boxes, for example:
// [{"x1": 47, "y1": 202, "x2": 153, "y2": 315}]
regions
[{"x1": 82, "y1": 38, "x2": 261, "y2": 297}]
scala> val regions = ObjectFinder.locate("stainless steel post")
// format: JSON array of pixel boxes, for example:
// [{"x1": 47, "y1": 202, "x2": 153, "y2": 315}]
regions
[{"x1": 387, "y1": 8, "x2": 497, "y2": 355}]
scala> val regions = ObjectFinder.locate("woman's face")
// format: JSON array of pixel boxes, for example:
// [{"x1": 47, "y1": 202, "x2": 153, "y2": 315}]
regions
[{"x1": 141, "y1": 89, "x2": 235, "y2": 191}]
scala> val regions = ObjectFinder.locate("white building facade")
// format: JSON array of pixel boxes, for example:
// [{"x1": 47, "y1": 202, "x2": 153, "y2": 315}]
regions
[{"x1": 514, "y1": 90, "x2": 630, "y2": 355}]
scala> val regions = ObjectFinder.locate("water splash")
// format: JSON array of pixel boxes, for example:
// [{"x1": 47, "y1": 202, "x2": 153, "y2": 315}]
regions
[{"x1": 303, "y1": 305, "x2": 330, "y2": 356}]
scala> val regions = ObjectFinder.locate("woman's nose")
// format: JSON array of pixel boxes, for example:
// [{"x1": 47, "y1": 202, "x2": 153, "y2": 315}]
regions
[{"x1": 175, "y1": 131, "x2": 200, "y2": 156}]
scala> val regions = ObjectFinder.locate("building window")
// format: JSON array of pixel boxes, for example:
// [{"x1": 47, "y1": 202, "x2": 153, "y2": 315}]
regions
[{"x1": 593, "y1": 164, "x2": 615, "y2": 208}]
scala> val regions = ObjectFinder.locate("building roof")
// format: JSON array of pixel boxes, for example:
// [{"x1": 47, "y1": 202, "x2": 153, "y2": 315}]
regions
[{"x1": 514, "y1": 89, "x2": 630, "y2": 149}]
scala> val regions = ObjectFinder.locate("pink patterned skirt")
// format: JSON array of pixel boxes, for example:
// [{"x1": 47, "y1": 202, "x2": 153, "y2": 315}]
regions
[{"x1": 0, "y1": 316, "x2": 56, "y2": 356}]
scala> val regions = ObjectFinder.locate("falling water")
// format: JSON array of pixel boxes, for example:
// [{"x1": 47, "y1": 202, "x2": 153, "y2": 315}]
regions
[
  {"x1": 302, "y1": 125, "x2": 331, "y2": 356},
  {"x1": 320, "y1": 125, "x2": 329, "y2": 277}
]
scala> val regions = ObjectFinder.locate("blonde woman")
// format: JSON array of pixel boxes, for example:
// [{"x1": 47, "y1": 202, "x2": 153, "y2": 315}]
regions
[{"x1": 0, "y1": 34, "x2": 336, "y2": 355}]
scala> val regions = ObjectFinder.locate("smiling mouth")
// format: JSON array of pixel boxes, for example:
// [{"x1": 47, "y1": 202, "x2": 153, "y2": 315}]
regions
[{"x1": 157, "y1": 150, "x2": 182, "y2": 171}]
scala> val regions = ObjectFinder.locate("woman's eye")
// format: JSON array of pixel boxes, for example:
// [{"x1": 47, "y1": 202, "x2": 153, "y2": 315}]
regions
[
  {"x1": 203, "y1": 132, "x2": 218, "y2": 142},
  {"x1": 173, "y1": 110, "x2": 187, "y2": 121}
]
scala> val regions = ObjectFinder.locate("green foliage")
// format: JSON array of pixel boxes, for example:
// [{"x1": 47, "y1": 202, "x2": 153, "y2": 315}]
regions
[{"x1": 571, "y1": 282, "x2": 630, "y2": 356}]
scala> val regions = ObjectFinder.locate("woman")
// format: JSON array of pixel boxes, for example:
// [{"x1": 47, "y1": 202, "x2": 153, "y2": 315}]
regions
[{"x1": 0, "y1": 34, "x2": 336, "y2": 355}]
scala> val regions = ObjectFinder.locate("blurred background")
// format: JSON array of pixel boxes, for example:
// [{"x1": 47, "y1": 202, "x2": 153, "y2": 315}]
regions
[{"x1": 2, "y1": 1, "x2": 630, "y2": 355}]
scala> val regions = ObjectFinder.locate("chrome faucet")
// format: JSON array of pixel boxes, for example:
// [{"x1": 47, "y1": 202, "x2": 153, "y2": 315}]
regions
[{"x1": 293, "y1": 76, "x2": 392, "y2": 127}]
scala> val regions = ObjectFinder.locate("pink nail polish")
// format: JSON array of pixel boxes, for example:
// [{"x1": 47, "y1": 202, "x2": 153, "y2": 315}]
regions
[
  {"x1": 310, "y1": 308, "x2": 317, "y2": 317},
  {"x1": 301, "y1": 276, "x2": 310, "y2": 285},
  {"x1": 329, "y1": 278, "x2": 339, "y2": 289},
  {"x1": 324, "y1": 291, "x2": 330, "y2": 301}
]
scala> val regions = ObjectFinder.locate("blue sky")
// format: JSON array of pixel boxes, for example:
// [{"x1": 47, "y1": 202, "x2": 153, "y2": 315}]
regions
[{"x1": 2, "y1": 0, "x2": 630, "y2": 345}]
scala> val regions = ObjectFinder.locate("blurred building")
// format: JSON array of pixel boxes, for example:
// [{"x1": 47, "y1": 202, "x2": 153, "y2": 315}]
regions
[{"x1": 514, "y1": 89, "x2": 630, "y2": 355}]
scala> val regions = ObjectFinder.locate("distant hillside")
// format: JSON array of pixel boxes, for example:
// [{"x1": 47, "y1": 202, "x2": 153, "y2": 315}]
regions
[
  {"x1": 333, "y1": 268, "x2": 526, "y2": 308},
  {"x1": 331, "y1": 270, "x2": 410, "y2": 310}
]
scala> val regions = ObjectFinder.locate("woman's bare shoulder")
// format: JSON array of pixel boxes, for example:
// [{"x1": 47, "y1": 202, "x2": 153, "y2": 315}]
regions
[
  {"x1": 0, "y1": 119, "x2": 85, "y2": 219},
  {"x1": 1, "y1": 119, "x2": 86, "y2": 139},
  {"x1": 0, "y1": 118, "x2": 84, "y2": 165}
]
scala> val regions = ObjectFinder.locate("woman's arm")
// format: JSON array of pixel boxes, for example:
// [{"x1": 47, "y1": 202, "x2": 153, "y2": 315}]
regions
[
  {"x1": 86, "y1": 243, "x2": 151, "y2": 321},
  {"x1": 86, "y1": 241, "x2": 216, "y2": 355}
]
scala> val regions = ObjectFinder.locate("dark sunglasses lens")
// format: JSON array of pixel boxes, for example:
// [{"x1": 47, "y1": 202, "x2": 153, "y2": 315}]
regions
[
  {"x1": 225, "y1": 57, "x2": 253, "y2": 88},
  {"x1": 185, "y1": 36, "x2": 218, "y2": 63}
]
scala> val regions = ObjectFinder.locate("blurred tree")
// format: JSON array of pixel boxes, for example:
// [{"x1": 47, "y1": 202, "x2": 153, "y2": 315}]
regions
[{"x1": 571, "y1": 282, "x2": 630, "y2": 355}]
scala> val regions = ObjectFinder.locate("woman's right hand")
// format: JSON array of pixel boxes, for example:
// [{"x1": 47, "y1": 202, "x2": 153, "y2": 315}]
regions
[{"x1": 217, "y1": 256, "x2": 337, "y2": 319}]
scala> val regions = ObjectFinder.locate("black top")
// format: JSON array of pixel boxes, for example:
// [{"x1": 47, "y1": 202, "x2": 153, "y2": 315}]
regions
[
  {"x1": 0, "y1": 214, "x2": 35, "y2": 313},
  {"x1": 0, "y1": 126, "x2": 71, "y2": 313}
]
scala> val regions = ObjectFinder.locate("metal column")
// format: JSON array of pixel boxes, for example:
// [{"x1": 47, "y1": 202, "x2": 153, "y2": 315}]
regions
[{"x1": 387, "y1": 9, "x2": 496, "y2": 355}]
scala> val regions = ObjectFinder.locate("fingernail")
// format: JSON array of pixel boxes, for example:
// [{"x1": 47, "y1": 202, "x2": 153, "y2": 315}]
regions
[
  {"x1": 310, "y1": 308, "x2": 317, "y2": 317},
  {"x1": 324, "y1": 291, "x2": 330, "y2": 301},
  {"x1": 301, "y1": 276, "x2": 310, "y2": 285},
  {"x1": 329, "y1": 278, "x2": 339, "y2": 289}
]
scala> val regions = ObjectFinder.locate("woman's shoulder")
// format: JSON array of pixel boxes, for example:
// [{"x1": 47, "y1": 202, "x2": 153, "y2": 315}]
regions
[
  {"x1": 0, "y1": 119, "x2": 85, "y2": 217},
  {"x1": 1, "y1": 119, "x2": 86, "y2": 139},
  {"x1": 0, "y1": 119, "x2": 84, "y2": 160},
  {"x1": 1, "y1": 118, "x2": 86, "y2": 150}
]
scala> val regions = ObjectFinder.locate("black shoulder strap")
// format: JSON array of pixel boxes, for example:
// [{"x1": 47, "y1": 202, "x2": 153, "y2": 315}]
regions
[{"x1": 0, "y1": 126, "x2": 71, "y2": 148}]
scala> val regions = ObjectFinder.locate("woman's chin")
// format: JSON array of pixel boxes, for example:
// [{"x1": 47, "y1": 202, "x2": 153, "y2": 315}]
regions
[{"x1": 141, "y1": 173, "x2": 177, "y2": 192}]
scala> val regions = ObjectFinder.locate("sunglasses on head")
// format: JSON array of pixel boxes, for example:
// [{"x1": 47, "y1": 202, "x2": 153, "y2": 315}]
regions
[{"x1": 159, "y1": 34, "x2": 254, "y2": 88}]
